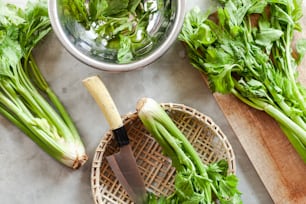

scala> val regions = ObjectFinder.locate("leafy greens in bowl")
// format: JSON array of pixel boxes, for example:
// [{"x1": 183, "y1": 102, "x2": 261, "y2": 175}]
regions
[{"x1": 49, "y1": 0, "x2": 185, "y2": 71}]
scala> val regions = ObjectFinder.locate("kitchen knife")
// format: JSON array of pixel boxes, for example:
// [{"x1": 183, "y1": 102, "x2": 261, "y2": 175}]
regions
[{"x1": 83, "y1": 76, "x2": 147, "y2": 204}]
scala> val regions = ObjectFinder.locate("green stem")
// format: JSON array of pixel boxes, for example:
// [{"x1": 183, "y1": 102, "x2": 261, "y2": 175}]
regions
[
  {"x1": 265, "y1": 81, "x2": 306, "y2": 131},
  {"x1": 252, "y1": 99, "x2": 306, "y2": 146},
  {"x1": 27, "y1": 55, "x2": 80, "y2": 139},
  {"x1": 140, "y1": 117, "x2": 183, "y2": 171},
  {"x1": 232, "y1": 85, "x2": 306, "y2": 157},
  {"x1": 280, "y1": 125, "x2": 306, "y2": 163},
  {"x1": 0, "y1": 81, "x2": 32, "y2": 117},
  {"x1": 156, "y1": 121, "x2": 195, "y2": 171},
  {"x1": 0, "y1": 94, "x2": 64, "y2": 161},
  {"x1": 156, "y1": 107, "x2": 207, "y2": 176},
  {"x1": 231, "y1": 88, "x2": 264, "y2": 111},
  {"x1": 284, "y1": 25, "x2": 306, "y2": 110},
  {"x1": 278, "y1": 100, "x2": 306, "y2": 131},
  {"x1": 16, "y1": 63, "x2": 74, "y2": 141}
]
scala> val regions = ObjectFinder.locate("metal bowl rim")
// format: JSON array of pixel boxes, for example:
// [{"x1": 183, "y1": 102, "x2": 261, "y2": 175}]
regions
[{"x1": 48, "y1": 0, "x2": 186, "y2": 72}]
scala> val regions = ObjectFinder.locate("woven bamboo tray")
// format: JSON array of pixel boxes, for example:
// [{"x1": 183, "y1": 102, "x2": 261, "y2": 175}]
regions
[{"x1": 91, "y1": 103, "x2": 236, "y2": 204}]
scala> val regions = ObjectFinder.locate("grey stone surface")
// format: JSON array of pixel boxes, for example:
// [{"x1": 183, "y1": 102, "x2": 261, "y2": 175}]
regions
[{"x1": 0, "y1": 1, "x2": 273, "y2": 203}]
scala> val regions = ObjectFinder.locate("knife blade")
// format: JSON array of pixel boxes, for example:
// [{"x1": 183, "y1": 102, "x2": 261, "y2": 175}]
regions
[{"x1": 83, "y1": 76, "x2": 147, "y2": 204}]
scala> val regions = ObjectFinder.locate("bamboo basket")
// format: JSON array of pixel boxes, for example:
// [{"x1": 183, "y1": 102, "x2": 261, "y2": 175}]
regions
[{"x1": 91, "y1": 103, "x2": 236, "y2": 204}]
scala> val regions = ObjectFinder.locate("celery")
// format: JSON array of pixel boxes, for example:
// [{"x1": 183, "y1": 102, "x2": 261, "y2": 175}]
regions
[
  {"x1": 0, "y1": 0, "x2": 87, "y2": 169},
  {"x1": 137, "y1": 98, "x2": 241, "y2": 204},
  {"x1": 179, "y1": 0, "x2": 306, "y2": 163}
]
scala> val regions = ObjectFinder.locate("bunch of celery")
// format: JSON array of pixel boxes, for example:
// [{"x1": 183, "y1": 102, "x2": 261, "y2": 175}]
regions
[
  {"x1": 0, "y1": 0, "x2": 87, "y2": 168},
  {"x1": 179, "y1": 0, "x2": 306, "y2": 163},
  {"x1": 137, "y1": 98, "x2": 241, "y2": 204}
]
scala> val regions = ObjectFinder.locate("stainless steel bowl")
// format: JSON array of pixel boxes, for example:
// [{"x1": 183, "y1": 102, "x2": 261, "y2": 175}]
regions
[{"x1": 48, "y1": 0, "x2": 185, "y2": 72}]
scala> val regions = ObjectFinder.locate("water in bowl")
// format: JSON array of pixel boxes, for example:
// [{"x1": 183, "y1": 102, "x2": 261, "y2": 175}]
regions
[{"x1": 61, "y1": 0, "x2": 174, "y2": 63}]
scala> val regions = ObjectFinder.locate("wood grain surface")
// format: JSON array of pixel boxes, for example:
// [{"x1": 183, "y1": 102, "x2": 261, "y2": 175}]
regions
[{"x1": 213, "y1": 93, "x2": 306, "y2": 203}]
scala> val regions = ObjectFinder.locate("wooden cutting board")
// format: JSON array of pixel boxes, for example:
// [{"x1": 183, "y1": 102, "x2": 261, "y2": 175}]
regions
[
  {"x1": 212, "y1": 93, "x2": 306, "y2": 203},
  {"x1": 202, "y1": 5, "x2": 306, "y2": 204}
]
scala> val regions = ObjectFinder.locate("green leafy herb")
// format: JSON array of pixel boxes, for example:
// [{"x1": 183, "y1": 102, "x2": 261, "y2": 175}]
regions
[
  {"x1": 99, "y1": 0, "x2": 129, "y2": 16},
  {"x1": 0, "y1": 0, "x2": 87, "y2": 169},
  {"x1": 64, "y1": 0, "x2": 162, "y2": 63},
  {"x1": 137, "y1": 98, "x2": 242, "y2": 204},
  {"x1": 179, "y1": 0, "x2": 306, "y2": 162}
]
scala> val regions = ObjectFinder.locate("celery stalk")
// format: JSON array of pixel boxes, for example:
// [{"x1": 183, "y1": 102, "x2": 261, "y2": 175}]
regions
[
  {"x1": 179, "y1": 0, "x2": 306, "y2": 163},
  {"x1": 0, "y1": 0, "x2": 87, "y2": 169},
  {"x1": 137, "y1": 97, "x2": 242, "y2": 204}
]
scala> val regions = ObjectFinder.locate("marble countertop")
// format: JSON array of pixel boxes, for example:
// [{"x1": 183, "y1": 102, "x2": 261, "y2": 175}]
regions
[{"x1": 0, "y1": 0, "x2": 273, "y2": 203}]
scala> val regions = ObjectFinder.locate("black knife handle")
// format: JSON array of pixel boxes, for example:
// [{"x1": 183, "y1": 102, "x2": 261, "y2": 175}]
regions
[{"x1": 113, "y1": 126, "x2": 130, "y2": 147}]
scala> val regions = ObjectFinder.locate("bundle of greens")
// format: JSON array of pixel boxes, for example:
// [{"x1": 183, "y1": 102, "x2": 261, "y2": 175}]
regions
[
  {"x1": 179, "y1": 0, "x2": 306, "y2": 163},
  {"x1": 137, "y1": 98, "x2": 242, "y2": 204},
  {"x1": 0, "y1": 0, "x2": 87, "y2": 169},
  {"x1": 63, "y1": 0, "x2": 165, "y2": 63}
]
